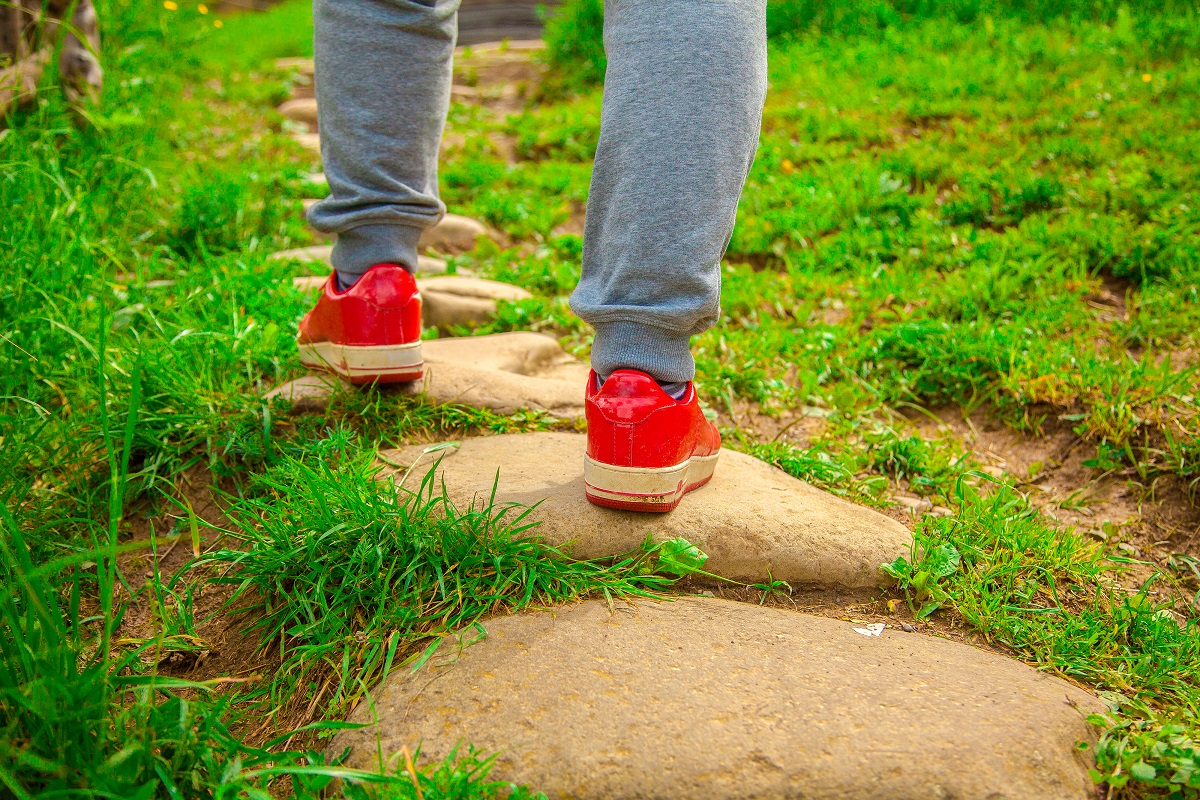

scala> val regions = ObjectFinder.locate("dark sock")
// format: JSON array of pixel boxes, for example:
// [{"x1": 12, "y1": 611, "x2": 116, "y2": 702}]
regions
[
  {"x1": 597, "y1": 373, "x2": 688, "y2": 401},
  {"x1": 335, "y1": 271, "x2": 361, "y2": 292},
  {"x1": 658, "y1": 381, "x2": 688, "y2": 400}
]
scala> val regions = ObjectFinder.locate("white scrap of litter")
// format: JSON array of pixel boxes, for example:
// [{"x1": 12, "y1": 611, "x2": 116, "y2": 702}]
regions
[{"x1": 853, "y1": 623, "x2": 886, "y2": 637}]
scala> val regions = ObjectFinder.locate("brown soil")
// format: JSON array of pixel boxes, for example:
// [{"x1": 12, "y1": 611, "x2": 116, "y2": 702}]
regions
[
  {"x1": 907, "y1": 403, "x2": 1200, "y2": 609},
  {"x1": 116, "y1": 467, "x2": 272, "y2": 684}
]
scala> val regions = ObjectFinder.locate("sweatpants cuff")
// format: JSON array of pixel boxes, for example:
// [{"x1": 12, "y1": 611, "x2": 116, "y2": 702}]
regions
[
  {"x1": 331, "y1": 223, "x2": 424, "y2": 276},
  {"x1": 590, "y1": 320, "x2": 695, "y2": 384}
]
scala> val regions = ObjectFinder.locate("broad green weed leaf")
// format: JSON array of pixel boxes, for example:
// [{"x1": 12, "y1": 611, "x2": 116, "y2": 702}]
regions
[
  {"x1": 880, "y1": 555, "x2": 912, "y2": 580},
  {"x1": 925, "y1": 543, "x2": 961, "y2": 579},
  {"x1": 655, "y1": 537, "x2": 708, "y2": 577},
  {"x1": 1129, "y1": 761, "x2": 1156, "y2": 781}
]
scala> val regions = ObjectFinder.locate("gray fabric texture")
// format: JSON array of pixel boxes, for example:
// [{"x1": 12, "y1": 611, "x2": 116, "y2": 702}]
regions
[
  {"x1": 311, "y1": 0, "x2": 767, "y2": 384},
  {"x1": 571, "y1": 0, "x2": 768, "y2": 383},
  {"x1": 308, "y1": 0, "x2": 459, "y2": 277}
]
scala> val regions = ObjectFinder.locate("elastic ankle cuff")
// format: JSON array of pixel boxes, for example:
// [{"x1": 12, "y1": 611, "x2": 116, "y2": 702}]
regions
[
  {"x1": 331, "y1": 223, "x2": 424, "y2": 276},
  {"x1": 590, "y1": 321, "x2": 694, "y2": 384}
]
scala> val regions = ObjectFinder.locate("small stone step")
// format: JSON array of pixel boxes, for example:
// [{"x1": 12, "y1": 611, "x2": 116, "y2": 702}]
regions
[
  {"x1": 291, "y1": 275, "x2": 326, "y2": 292},
  {"x1": 406, "y1": 332, "x2": 585, "y2": 416},
  {"x1": 265, "y1": 332, "x2": 587, "y2": 419},
  {"x1": 293, "y1": 207, "x2": 493, "y2": 254},
  {"x1": 262, "y1": 373, "x2": 342, "y2": 414},
  {"x1": 381, "y1": 431, "x2": 910, "y2": 586},
  {"x1": 419, "y1": 213, "x2": 492, "y2": 255},
  {"x1": 293, "y1": 131, "x2": 321, "y2": 153},
  {"x1": 274, "y1": 56, "x2": 314, "y2": 75},
  {"x1": 289, "y1": 274, "x2": 530, "y2": 329},
  {"x1": 420, "y1": 275, "x2": 531, "y2": 329},
  {"x1": 270, "y1": 246, "x2": 451, "y2": 275},
  {"x1": 454, "y1": 39, "x2": 545, "y2": 58},
  {"x1": 335, "y1": 598, "x2": 1101, "y2": 800},
  {"x1": 278, "y1": 97, "x2": 318, "y2": 127}
]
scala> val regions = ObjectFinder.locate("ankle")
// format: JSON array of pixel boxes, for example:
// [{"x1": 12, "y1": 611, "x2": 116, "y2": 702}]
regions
[{"x1": 597, "y1": 370, "x2": 688, "y2": 401}]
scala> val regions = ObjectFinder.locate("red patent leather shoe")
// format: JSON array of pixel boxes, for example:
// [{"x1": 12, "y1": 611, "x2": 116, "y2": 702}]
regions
[
  {"x1": 584, "y1": 369, "x2": 721, "y2": 512},
  {"x1": 297, "y1": 264, "x2": 423, "y2": 384}
]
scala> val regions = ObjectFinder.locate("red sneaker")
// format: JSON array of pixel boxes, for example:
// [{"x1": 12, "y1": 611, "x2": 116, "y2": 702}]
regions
[
  {"x1": 584, "y1": 369, "x2": 721, "y2": 512},
  {"x1": 297, "y1": 263, "x2": 423, "y2": 385}
]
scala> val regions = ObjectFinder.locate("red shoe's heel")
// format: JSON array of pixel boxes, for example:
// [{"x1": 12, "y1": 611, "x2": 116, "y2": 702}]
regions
[
  {"x1": 297, "y1": 340, "x2": 423, "y2": 384},
  {"x1": 583, "y1": 452, "x2": 719, "y2": 512}
]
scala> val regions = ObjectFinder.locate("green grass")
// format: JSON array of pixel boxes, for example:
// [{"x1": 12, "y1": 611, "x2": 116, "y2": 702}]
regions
[
  {"x1": 197, "y1": 432, "x2": 684, "y2": 726},
  {"x1": 2, "y1": 0, "x2": 1199, "y2": 796}
]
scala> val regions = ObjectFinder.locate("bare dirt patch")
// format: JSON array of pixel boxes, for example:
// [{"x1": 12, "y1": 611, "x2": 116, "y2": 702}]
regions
[
  {"x1": 116, "y1": 468, "x2": 274, "y2": 701},
  {"x1": 908, "y1": 403, "x2": 1200, "y2": 607}
]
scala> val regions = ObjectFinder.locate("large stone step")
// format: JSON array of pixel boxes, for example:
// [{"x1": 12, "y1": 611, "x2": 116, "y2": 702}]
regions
[
  {"x1": 381, "y1": 431, "x2": 911, "y2": 586},
  {"x1": 266, "y1": 332, "x2": 588, "y2": 418},
  {"x1": 335, "y1": 597, "x2": 1101, "y2": 799}
]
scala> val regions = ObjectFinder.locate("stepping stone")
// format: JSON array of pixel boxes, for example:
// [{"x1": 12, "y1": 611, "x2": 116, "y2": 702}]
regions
[
  {"x1": 418, "y1": 213, "x2": 492, "y2": 255},
  {"x1": 403, "y1": 333, "x2": 587, "y2": 417},
  {"x1": 293, "y1": 131, "x2": 321, "y2": 153},
  {"x1": 265, "y1": 332, "x2": 588, "y2": 419},
  {"x1": 270, "y1": 245, "x2": 450, "y2": 275},
  {"x1": 274, "y1": 56, "x2": 314, "y2": 75},
  {"x1": 454, "y1": 39, "x2": 544, "y2": 58},
  {"x1": 289, "y1": 274, "x2": 529, "y2": 329},
  {"x1": 262, "y1": 373, "x2": 343, "y2": 414},
  {"x1": 381, "y1": 432, "x2": 910, "y2": 586},
  {"x1": 419, "y1": 275, "x2": 531, "y2": 329},
  {"x1": 335, "y1": 597, "x2": 1101, "y2": 799},
  {"x1": 278, "y1": 97, "x2": 318, "y2": 127},
  {"x1": 291, "y1": 275, "x2": 326, "y2": 292},
  {"x1": 292, "y1": 206, "x2": 491, "y2": 254}
]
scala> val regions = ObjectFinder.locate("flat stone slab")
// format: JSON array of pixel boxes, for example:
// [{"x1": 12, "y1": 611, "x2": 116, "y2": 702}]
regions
[
  {"x1": 420, "y1": 275, "x2": 531, "y2": 329},
  {"x1": 418, "y1": 213, "x2": 492, "y2": 255},
  {"x1": 290, "y1": 274, "x2": 527, "y2": 329},
  {"x1": 265, "y1": 332, "x2": 588, "y2": 419},
  {"x1": 278, "y1": 97, "x2": 317, "y2": 127},
  {"x1": 336, "y1": 598, "x2": 1101, "y2": 799},
  {"x1": 404, "y1": 333, "x2": 587, "y2": 417},
  {"x1": 270, "y1": 245, "x2": 450, "y2": 275},
  {"x1": 292, "y1": 131, "x2": 321, "y2": 153},
  {"x1": 296, "y1": 205, "x2": 492, "y2": 254},
  {"x1": 382, "y1": 431, "x2": 910, "y2": 586},
  {"x1": 275, "y1": 56, "x2": 314, "y2": 75},
  {"x1": 262, "y1": 373, "x2": 343, "y2": 413}
]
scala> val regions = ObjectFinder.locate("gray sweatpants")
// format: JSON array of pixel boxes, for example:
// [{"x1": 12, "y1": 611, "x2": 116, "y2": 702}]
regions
[{"x1": 309, "y1": 0, "x2": 767, "y2": 383}]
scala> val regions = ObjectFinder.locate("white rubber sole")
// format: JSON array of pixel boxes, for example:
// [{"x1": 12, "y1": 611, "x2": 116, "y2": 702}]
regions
[
  {"x1": 297, "y1": 339, "x2": 423, "y2": 384},
  {"x1": 583, "y1": 451, "x2": 719, "y2": 512}
]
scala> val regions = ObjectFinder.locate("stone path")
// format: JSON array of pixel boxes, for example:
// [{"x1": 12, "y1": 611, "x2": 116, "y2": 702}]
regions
[
  {"x1": 381, "y1": 431, "x2": 910, "y2": 586},
  {"x1": 335, "y1": 597, "x2": 1101, "y2": 799},
  {"x1": 267, "y1": 43, "x2": 1103, "y2": 797},
  {"x1": 277, "y1": 77, "x2": 497, "y2": 258},
  {"x1": 296, "y1": 201, "x2": 493, "y2": 255},
  {"x1": 266, "y1": 332, "x2": 587, "y2": 418},
  {"x1": 269, "y1": 245, "x2": 453, "y2": 276},
  {"x1": 289, "y1": 274, "x2": 527, "y2": 330},
  {"x1": 418, "y1": 275, "x2": 531, "y2": 329},
  {"x1": 278, "y1": 96, "x2": 317, "y2": 126}
]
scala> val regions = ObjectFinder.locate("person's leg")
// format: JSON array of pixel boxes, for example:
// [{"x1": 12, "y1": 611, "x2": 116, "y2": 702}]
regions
[
  {"x1": 297, "y1": 0, "x2": 456, "y2": 383},
  {"x1": 308, "y1": 0, "x2": 459, "y2": 288},
  {"x1": 569, "y1": 0, "x2": 768, "y2": 386}
]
